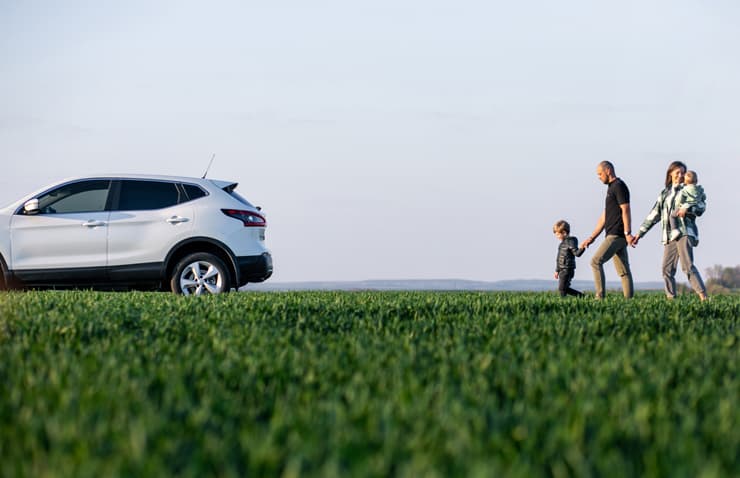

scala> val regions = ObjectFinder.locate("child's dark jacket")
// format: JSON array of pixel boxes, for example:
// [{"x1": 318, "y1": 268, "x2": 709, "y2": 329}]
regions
[{"x1": 556, "y1": 236, "x2": 584, "y2": 271}]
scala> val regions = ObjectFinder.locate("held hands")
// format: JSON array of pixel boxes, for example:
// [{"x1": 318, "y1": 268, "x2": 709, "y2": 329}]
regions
[
  {"x1": 580, "y1": 237, "x2": 594, "y2": 250},
  {"x1": 630, "y1": 233, "x2": 640, "y2": 247},
  {"x1": 554, "y1": 272, "x2": 559, "y2": 279}
]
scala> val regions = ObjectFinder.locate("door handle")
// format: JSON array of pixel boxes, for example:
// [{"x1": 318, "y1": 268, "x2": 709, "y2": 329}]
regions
[
  {"x1": 166, "y1": 216, "x2": 190, "y2": 224},
  {"x1": 81, "y1": 220, "x2": 106, "y2": 228}
]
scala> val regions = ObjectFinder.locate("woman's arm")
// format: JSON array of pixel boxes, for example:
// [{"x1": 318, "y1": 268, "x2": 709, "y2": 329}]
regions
[{"x1": 636, "y1": 195, "x2": 663, "y2": 237}]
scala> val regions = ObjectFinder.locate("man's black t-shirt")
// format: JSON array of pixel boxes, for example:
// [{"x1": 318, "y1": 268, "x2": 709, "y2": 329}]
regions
[{"x1": 604, "y1": 178, "x2": 630, "y2": 237}]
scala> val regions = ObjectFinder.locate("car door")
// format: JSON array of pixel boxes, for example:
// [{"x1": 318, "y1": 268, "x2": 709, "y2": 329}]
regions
[
  {"x1": 107, "y1": 180, "x2": 194, "y2": 279},
  {"x1": 10, "y1": 179, "x2": 112, "y2": 279}
]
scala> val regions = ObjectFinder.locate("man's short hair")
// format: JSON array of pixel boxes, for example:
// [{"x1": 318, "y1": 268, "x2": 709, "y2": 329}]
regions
[
  {"x1": 598, "y1": 161, "x2": 615, "y2": 174},
  {"x1": 553, "y1": 220, "x2": 570, "y2": 234}
]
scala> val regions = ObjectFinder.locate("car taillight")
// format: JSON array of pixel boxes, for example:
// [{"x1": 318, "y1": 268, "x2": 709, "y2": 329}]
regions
[{"x1": 221, "y1": 209, "x2": 267, "y2": 227}]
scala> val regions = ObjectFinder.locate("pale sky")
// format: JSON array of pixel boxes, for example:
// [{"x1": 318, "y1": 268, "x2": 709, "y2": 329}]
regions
[{"x1": 2, "y1": 1, "x2": 739, "y2": 284}]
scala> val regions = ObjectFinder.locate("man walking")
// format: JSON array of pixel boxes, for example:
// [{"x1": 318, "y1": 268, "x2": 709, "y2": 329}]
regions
[{"x1": 580, "y1": 161, "x2": 634, "y2": 298}]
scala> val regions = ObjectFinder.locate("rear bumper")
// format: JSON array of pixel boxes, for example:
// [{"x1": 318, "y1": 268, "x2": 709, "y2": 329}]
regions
[{"x1": 236, "y1": 252, "x2": 273, "y2": 285}]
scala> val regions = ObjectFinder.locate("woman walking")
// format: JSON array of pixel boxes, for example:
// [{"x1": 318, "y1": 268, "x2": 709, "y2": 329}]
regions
[{"x1": 632, "y1": 161, "x2": 708, "y2": 300}]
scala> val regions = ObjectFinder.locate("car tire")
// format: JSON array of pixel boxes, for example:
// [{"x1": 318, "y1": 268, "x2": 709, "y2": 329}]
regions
[
  {"x1": 0, "y1": 260, "x2": 11, "y2": 291},
  {"x1": 170, "y1": 253, "x2": 231, "y2": 295}
]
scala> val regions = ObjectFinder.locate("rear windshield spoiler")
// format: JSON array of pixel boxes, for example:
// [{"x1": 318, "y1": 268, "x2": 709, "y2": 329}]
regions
[{"x1": 209, "y1": 179, "x2": 238, "y2": 193}]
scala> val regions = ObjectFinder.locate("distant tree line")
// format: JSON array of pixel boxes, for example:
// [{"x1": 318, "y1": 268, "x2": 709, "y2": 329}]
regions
[{"x1": 705, "y1": 265, "x2": 740, "y2": 294}]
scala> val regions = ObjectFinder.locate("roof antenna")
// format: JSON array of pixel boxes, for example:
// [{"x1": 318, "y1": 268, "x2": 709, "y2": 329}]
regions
[{"x1": 202, "y1": 153, "x2": 216, "y2": 178}]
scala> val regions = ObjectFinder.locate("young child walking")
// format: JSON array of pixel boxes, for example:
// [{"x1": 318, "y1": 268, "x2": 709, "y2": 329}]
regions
[
  {"x1": 553, "y1": 220, "x2": 585, "y2": 297},
  {"x1": 668, "y1": 170, "x2": 706, "y2": 244}
]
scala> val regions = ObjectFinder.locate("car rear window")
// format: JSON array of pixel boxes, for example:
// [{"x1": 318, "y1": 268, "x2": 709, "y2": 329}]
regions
[{"x1": 182, "y1": 184, "x2": 207, "y2": 201}]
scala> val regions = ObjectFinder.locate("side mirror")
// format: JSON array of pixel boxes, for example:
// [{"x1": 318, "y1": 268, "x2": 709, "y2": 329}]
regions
[{"x1": 23, "y1": 199, "x2": 40, "y2": 215}]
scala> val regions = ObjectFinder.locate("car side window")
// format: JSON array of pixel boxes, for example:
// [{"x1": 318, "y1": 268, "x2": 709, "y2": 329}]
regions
[
  {"x1": 117, "y1": 180, "x2": 182, "y2": 211},
  {"x1": 36, "y1": 180, "x2": 111, "y2": 214}
]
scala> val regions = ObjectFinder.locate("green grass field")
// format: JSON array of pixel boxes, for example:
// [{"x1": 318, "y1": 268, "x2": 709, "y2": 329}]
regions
[{"x1": 1, "y1": 291, "x2": 738, "y2": 477}]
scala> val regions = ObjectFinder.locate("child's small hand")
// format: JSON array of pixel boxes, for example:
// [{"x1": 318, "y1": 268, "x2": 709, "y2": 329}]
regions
[{"x1": 554, "y1": 272, "x2": 559, "y2": 279}]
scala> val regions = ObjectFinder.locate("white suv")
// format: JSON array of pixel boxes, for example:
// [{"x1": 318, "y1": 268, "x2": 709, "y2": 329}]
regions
[{"x1": 0, "y1": 174, "x2": 272, "y2": 294}]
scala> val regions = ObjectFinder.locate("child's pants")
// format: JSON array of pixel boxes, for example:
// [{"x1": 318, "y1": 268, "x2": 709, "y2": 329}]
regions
[{"x1": 558, "y1": 269, "x2": 582, "y2": 297}]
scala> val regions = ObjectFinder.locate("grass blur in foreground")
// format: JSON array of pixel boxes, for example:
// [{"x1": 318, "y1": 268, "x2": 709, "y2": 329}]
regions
[{"x1": 0, "y1": 291, "x2": 738, "y2": 477}]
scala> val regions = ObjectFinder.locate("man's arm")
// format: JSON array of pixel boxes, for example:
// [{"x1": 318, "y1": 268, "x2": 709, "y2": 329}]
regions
[
  {"x1": 580, "y1": 212, "x2": 605, "y2": 249},
  {"x1": 620, "y1": 203, "x2": 633, "y2": 244}
]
